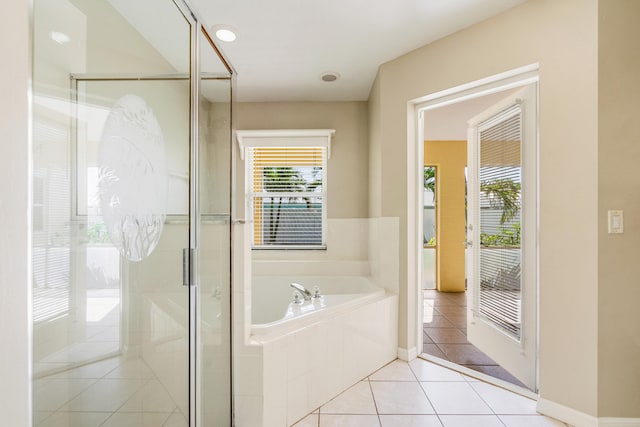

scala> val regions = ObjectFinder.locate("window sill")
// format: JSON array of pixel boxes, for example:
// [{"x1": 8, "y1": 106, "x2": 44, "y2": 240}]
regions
[{"x1": 252, "y1": 245, "x2": 327, "y2": 251}]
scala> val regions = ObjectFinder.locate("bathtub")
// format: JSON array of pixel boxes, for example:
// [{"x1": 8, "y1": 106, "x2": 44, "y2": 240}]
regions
[
  {"x1": 251, "y1": 275, "x2": 384, "y2": 336},
  {"x1": 238, "y1": 274, "x2": 398, "y2": 426}
]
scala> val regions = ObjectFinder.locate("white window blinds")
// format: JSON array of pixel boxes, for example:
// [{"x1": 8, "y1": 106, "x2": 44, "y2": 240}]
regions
[
  {"x1": 478, "y1": 103, "x2": 522, "y2": 340},
  {"x1": 32, "y1": 121, "x2": 72, "y2": 323},
  {"x1": 247, "y1": 146, "x2": 327, "y2": 248},
  {"x1": 237, "y1": 129, "x2": 334, "y2": 249}
]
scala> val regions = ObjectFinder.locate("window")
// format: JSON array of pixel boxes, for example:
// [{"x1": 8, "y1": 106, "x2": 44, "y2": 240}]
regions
[{"x1": 237, "y1": 129, "x2": 335, "y2": 249}]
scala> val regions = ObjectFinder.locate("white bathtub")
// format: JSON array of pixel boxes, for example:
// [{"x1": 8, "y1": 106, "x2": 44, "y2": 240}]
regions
[
  {"x1": 251, "y1": 275, "x2": 385, "y2": 336},
  {"x1": 239, "y1": 274, "x2": 397, "y2": 426}
]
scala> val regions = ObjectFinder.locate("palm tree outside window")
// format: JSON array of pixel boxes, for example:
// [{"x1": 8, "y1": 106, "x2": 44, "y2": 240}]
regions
[{"x1": 248, "y1": 147, "x2": 327, "y2": 248}]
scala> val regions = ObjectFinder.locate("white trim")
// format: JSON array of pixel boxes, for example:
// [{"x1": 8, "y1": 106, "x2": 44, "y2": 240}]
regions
[
  {"x1": 408, "y1": 64, "x2": 541, "y2": 397},
  {"x1": 599, "y1": 419, "x2": 640, "y2": 427},
  {"x1": 397, "y1": 347, "x2": 418, "y2": 362},
  {"x1": 413, "y1": 63, "x2": 539, "y2": 111},
  {"x1": 537, "y1": 397, "x2": 598, "y2": 427},
  {"x1": 537, "y1": 398, "x2": 640, "y2": 427},
  {"x1": 236, "y1": 129, "x2": 336, "y2": 160}
]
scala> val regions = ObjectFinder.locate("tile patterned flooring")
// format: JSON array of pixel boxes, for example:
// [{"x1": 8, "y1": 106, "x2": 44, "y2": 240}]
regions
[
  {"x1": 34, "y1": 356, "x2": 569, "y2": 427},
  {"x1": 293, "y1": 358, "x2": 568, "y2": 427},
  {"x1": 422, "y1": 290, "x2": 527, "y2": 388},
  {"x1": 33, "y1": 357, "x2": 187, "y2": 427},
  {"x1": 34, "y1": 289, "x2": 558, "y2": 427}
]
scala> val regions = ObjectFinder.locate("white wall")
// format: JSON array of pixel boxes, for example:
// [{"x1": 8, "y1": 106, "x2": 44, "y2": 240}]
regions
[{"x1": 0, "y1": 0, "x2": 31, "y2": 424}]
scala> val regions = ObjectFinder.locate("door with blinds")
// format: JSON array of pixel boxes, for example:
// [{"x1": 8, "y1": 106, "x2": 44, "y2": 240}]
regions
[{"x1": 466, "y1": 84, "x2": 538, "y2": 390}]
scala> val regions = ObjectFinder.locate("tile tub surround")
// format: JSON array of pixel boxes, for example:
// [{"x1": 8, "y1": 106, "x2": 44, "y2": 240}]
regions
[{"x1": 292, "y1": 358, "x2": 568, "y2": 427}]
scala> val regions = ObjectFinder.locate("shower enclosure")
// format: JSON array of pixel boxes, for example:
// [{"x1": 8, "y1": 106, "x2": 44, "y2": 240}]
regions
[{"x1": 31, "y1": 0, "x2": 233, "y2": 425}]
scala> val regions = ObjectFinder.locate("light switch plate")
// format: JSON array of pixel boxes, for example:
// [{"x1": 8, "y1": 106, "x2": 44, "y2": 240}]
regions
[{"x1": 608, "y1": 210, "x2": 624, "y2": 234}]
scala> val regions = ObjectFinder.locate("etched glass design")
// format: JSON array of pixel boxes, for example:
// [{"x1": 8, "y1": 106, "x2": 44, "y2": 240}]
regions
[{"x1": 98, "y1": 94, "x2": 168, "y2": 261}]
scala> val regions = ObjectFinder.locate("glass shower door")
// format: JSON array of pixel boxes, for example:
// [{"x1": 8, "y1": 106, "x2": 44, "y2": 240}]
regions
[{"x1": 31, "y1": 0, "x2": 207, "y2": 425}]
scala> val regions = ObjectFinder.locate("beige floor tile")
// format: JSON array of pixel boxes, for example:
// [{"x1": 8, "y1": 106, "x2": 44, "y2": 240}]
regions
[
  {"x1": 320, "y1": 414, "x2": 381, "y2": 427},
  {"x1": 105, "y1": 358, "x2": 155, "y2": 379},
  {"x1": 162, "y1": 412, "x2": 188, "y2": 427},
  {"x1": 118, "y1": 379, "x2": 177, "y2": 413},
  {"x1": 36, "y1": 411, "x2": 110, "y2": 427},
  {"x1": 292, "y1": 413, "x2": 319, "y2": 427},
  {"x1": 420, "y1": 382, "x2": 492, "y2": 414},
  {"x1": 409, "y1": 359, "x2": 466, "y2": 382},
  {"x1": 49, "y1": 357, "x2": 120, "y2": 379},
  {"x1": 62, "y1": 378, "x2": 145, "y2": 412},
  {"x1": 320, "y1": 381, "x2": 377, "y2": 414},
  {"x1": 100, "y1": 412, "x2": 171, "y2": 427},
  {"x1": 33, "y1": 411, "x2": 53, "y2": 426},
  {"x1": 371, "y1": 382, "x2": 435, "y2": 415},
  {"x1": 470, "y1": 381, "x2": 537, "y2": 414},
  {"x1": 370, "y1": 360, "x2": 416, "y2": 381},
  {"x1": 379, "y1": 414, "x2": 443, "y2": 427},
  {"x1": 439, "y1": 415, "x2": 504, "y2": 427},
  {"x1": 33, "y1": 378, "x2": 97, "y2": 411},
  {"x1": 499, "y1": 415, "x2": 568, "y2": 427}
]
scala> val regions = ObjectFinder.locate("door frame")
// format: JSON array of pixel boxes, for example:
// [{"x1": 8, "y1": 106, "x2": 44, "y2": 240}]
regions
[{"x1": 408, "y1": 64, "x2": 540, "y2": 392}]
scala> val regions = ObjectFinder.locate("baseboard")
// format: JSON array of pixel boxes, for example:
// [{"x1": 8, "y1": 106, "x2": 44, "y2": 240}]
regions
[
  {"x1": 537, "y1": 398, "x2": 598, "y2": 427},
  {"x1": 397, "y1": 347, "x2": 418, "y2": 361},
  {"x1": 598, "y1": 419, "x2": 640, "y2": 427}
]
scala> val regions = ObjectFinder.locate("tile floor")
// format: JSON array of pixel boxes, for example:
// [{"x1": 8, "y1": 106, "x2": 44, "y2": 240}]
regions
[
  {"x1": 34, "y1": 355, "x2": 569, "y2": 427},
  {"x1": 422, "y1": 290, "x2": 527, "y2": 389},
  {"x1": 293, "y1": 358, "x2": 569, "y2": 427},
  {"x1": 33, "y1": 288, "x2": 121, "y2": 377},
  {"x1": 33, "y1": 356, "x2": 187, "y2": 427}
]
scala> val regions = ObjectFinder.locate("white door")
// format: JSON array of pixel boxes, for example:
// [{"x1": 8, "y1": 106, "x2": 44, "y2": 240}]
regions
[{"x1": 466, "y1": 84, "x2": 537, "y2": 390}]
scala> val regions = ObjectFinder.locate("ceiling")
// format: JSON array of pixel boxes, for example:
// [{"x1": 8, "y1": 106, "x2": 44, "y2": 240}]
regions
[{"x1": 188, "y1": 0, "x2": 527, "y2": 102}]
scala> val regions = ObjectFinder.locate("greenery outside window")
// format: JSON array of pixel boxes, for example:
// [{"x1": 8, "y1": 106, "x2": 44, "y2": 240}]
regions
[{"x1": 237, "y1": 129, "x2": 335, "y2": 249}]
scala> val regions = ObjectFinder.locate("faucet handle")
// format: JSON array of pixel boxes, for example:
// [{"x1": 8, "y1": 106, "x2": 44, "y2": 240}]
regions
[
  {"x1": 312, "y1": 286, "x2": 321, "y2": 299},
  {"x1": 293, "y1": 291, "x2": 304, "y2": 304}
]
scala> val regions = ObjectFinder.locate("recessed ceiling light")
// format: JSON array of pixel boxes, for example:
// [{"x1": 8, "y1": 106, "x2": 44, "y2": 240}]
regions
[
  {"x1": 50, "y1": 31, "x2": 70, "y2": 45},
  {"x1": 212, "y1": 25, "x2": 237, "y2": 42},
  {"x1": 320, "y1": 72, "x2": 340, "y2": 82}
]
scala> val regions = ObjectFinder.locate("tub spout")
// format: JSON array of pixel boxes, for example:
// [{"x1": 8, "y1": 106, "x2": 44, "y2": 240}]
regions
[{"x1": 290, "y1": 282, "x2": 312, "y2": 301}]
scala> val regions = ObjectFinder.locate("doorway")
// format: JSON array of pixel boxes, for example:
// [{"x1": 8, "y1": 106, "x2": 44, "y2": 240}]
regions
[{"x1": 413, "y1": 68, "x2": 539, "y2": 393}]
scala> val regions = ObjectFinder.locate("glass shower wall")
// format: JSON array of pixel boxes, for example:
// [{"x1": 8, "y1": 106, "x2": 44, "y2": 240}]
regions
[
  {"x1": 197, "y1": 28, "x2": 233, "y2": 426},
  {"x1": 32, "y1": 0, "x2": 233, "y2": 426}
]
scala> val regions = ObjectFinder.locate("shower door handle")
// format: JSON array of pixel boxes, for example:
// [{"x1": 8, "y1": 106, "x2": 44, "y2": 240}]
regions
[{"x1": 182, "y1": 248, "x2": 197, "y2": 287}]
